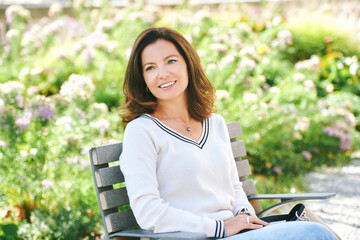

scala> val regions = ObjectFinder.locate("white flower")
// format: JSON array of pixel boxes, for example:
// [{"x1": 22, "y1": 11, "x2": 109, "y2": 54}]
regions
[
  {"x1": 210, "y1": 43, "x2": 227, "y2": 53},
  {"x1": 349, "y1": 62, "x2": 359, "y2": 75},
  {"x1": 304, "y1": 79, "x2": 316, "y2": 91},
  {"x1": 215, "y1": 90, "x2": 230, "y2": 100},
  {"x1": 5, "y1": 29, "x2": 20, "y2": 40},
  {"x1": 240, "y1": 46, "x2": 256, "y2": 57},
  {"x1": 269, "y1": 87, "x2": 280, "y2": 94},
  {"x1": 56, "y1": 116, "x2": 72, "y2": 131},
  {"x1": 90, "y1": 102, "x2": 108, "y2": 115},
  {"x1": 20, "y1": 150, "x2": 29, "y2": 158},
  {"x1": 0, "y1": 140, "x2": 8, "y2": 147},
  {"x1": 27, "y1": 86, "x2": 39, "y2": 95},
  {"x1": 294, "y1": 117, "x2": 310, "y2": 131},
  {"x1": 0, "y1": 81, "x2": 25, "y2": 108},
  {"x1": 90, "y1": 119, "x2": 110, "y2": 136},
  {"x1": 86, "y1": 30, "x2": 109, "y2": 49},
  {"x1": 243, "y1": 92, "x2": 258, "y2": 103},
  {"x1": 277, "y1": 30, "x2": 293, "y2": 45},
  {"x1": 239, "y1": 58, "x2": 256, "y2": 71},
  {"x1": 295, "y1": 55, "x2": 320, "y2": 71},
  {"x1": 30, "y1": 68, "x2": 43, "y2": 76},
  {"x1": 60, "y1": 74, "x2": 95, "y2": 102},
  {"x1": 272, "y1": 16, "x2": 282, "y2": 26},
  {"x1": 293, "y1": 73, "x2": 305, "y2": 82},
  {"x1": 30, "y1": 148, "x2": 37, "y2": 155},
  {"x1": 48, "y1": 2, "x2": 63, "y2": 17},
  {"x1": 96, "y1": 19, "x2": 114, "y2": 32},
  {"x1": 5, "y1": 4, "x2": 31, "y2": 25},
  {"x1": 221, "y1": 55, "x2": 235, "y2": 66},
  {"x1": 194, "y1": 9, "x2": 210, "y2": 21}
]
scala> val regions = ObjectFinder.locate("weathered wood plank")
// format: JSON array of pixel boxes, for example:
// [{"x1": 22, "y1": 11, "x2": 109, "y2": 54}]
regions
[
  {"x1": 231, "y1": 140, "x2": 246, "y2": 159},
  {"x1": 92, "y1": 143, "x2": 123, "y2": 165},
  {"x1": 105, "y1": 210, "x2": 138, "y2": 234},
  {"x1": 100, "y1": 187, "x2": 130, "y2": 210},
  {"x1": 236, "y1": 160, "x2": 252, "y2": 178},
  {"x1": 227, "y1": 121, "x2": 242, "y2": 139},
  {"x1": 95, "y1": 166, "x2": 124, "y2": 188},
  {"x1": 242, "y1": 179, "x2": 257, "y2": 196}
]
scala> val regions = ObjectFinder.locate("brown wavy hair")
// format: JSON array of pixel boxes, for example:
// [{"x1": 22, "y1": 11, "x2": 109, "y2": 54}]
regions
[{"x1": 119, "y1": 27, "x2": 215, "y2": 127}]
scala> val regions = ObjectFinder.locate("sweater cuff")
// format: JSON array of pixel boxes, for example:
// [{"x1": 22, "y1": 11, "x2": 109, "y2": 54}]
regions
[{"x1": 214, "y1": 220, "x2": 226, "y2": 238}]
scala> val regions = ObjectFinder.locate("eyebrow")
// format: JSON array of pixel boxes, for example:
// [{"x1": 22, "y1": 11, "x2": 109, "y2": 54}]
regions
[{"x1": 143, "y1": 54, "x2": 179, "y2": 68}]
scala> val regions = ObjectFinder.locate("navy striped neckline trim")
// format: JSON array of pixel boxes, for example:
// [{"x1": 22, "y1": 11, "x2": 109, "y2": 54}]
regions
[{"x1": 141, "y1": 114, "x2": 209, "y2": 149}]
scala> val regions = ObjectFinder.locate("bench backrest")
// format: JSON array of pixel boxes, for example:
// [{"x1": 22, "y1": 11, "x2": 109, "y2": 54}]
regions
[{"x1": 89, "y1": 121, "x2": 258, "y2": 238}]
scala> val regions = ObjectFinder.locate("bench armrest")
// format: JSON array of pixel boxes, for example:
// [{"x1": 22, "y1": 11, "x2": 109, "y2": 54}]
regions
[
  {"x1": 109, "y1": 229, "x2": 207, "y2": 240},
  {"x1": 248, "y1": 192, "x2": 336, "y2": 217}
]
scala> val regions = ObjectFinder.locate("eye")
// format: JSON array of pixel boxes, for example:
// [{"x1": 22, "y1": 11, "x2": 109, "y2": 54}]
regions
[
  {"x1": 145, "y1": 66, "x2": 154, "y2": 72},
  {"x1": 168, "y1": 59, "x2": 177, "y2": 64}
]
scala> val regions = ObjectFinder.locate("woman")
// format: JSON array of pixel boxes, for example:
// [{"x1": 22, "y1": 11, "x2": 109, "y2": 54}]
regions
[{"x1": 119, "y1": 27, "x2": 337, "y2": 239}]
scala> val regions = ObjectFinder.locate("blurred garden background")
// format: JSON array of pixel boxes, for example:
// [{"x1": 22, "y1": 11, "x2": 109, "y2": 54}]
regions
[{"x1": 0, "y1": 0, "x2": 360, "y2": 239}]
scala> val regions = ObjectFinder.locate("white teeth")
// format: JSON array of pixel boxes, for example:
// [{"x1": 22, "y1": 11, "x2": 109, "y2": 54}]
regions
[{"x1": 160, "y1": 81, "x2": 175, "y2": 88}]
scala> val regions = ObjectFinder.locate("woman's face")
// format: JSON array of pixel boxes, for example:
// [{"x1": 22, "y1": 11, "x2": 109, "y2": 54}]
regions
[{"x1": 141, "y1": 39, "x2": 189, "y2": 104}]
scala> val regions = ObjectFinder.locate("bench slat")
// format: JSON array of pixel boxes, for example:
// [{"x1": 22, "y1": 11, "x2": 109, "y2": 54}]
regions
[
  {"x1": 92, "y1": 143, "x2": 123, "y2": 165},
  {"x1": 100, "y1": 187, "x2": 130, "y2": 210},
  {"x1": 227, "y1": 121, "x2": 242, "y2": 139},
  {"x1": 242, "y1": 179, "x2": 257, "y2": 196},
  {"x1": 231, "y1": 140, "x2": 246, "y2": 159},
  {"x1": 236, "y1": 160, "x2": 252, "y2": 178},
  {"x1": 105, "y1": 210, "x2": 138, "y2": 234},
  {"x1": 95, "y1": 166, "x2": 124, "y2": 188}
]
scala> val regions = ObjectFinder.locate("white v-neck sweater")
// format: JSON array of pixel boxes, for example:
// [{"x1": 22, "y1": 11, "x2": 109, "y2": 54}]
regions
[{"x1": 120, "y1": 113, "x2": 255, "y2": 238}]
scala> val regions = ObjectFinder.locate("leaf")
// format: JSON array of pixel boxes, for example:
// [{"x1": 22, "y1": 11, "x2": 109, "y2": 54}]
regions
[{"x1": 1, "y1": 223, "x2": 18, "y2": 236}]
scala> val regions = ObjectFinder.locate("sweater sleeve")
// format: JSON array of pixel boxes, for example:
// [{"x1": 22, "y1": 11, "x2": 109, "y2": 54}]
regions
[{"x1": 119, "y1": 119, "x2": 226, "y2": 238}]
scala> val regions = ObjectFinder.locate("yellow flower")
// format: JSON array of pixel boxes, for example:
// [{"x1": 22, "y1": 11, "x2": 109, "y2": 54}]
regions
[{"x1": 257, "y1": 44, "x2": 269, "y2": 55}]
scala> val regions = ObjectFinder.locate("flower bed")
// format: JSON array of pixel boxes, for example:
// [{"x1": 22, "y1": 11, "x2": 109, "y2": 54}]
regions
[{"x1": 0, "y1": 2, "x2": 359, "y2": 239}]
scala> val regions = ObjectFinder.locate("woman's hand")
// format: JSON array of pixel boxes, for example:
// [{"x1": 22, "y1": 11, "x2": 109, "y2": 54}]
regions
[{"x1": 224, "y1": 214, "x2": 268, "y2": 237}]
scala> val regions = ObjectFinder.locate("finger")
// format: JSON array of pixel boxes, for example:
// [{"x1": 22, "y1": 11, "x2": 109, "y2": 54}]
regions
[
  {"x1": 250, "y1": 216, "x2": 268, "y2": 226},
  {"x1": 248, "y1": 223, "x2": 265, "y2": 230}
]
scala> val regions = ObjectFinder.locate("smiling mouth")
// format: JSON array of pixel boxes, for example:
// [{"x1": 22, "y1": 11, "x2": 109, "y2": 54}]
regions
[{"x1": 159, "y1": 81, "x2": 176, "y2": 89}]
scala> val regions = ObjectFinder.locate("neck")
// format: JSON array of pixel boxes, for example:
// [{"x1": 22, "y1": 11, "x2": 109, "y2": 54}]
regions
[{"x1": 154, "y1": 97, "x2": 190, "y2": 123}]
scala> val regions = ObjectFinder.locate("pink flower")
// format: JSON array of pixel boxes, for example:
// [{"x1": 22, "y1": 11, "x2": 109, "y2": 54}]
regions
[
  {"x1": 340, "y1": 133, "x2": 351, "y2": 151},
  {"x1": 274, "y1": 167, "x2": 283, "y2": 175},
  {"x1": 15, "y1": 109, "x2": 32, "y2": 131},
  {"x1": 302, "y1": 151, "x2": 312, "y2": 161},
  {"x1": 34, "y1": 102, "x2": 56, "y2": 121},
  {"x1": 323, "y1": 126, "x2": 339, "y2": 136},
  {"x1": 41, "y1": 180, "x2": 54, "y2": 189}
]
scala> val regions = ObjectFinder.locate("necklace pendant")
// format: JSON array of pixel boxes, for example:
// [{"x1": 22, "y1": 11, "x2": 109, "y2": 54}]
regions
[{"x1": 187, "y1": 127, "x2": 191, "y2": 131}]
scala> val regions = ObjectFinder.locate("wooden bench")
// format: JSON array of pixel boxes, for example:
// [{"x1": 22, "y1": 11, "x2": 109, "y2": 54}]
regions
[{"x1": 89, "y1": 121, "x2": 335, "y2": 240}]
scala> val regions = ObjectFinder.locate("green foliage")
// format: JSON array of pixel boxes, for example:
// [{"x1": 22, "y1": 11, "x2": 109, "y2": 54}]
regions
[
  {"x1": 0, "y1": 1, "x2": 359, "y2": 239},
  {"x1": 285, "y1": 20, "x2": 360, "y2": 62},
  {"x1": 0, "y1": 223, "x2": 21, "y2": 240}
]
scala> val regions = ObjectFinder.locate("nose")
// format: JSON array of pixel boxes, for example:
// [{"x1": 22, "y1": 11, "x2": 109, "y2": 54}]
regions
[{"x1": 158, "y1": 66, "x2": 169, "y2": 79}]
